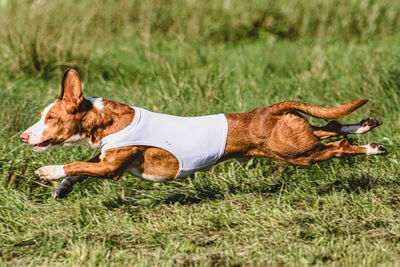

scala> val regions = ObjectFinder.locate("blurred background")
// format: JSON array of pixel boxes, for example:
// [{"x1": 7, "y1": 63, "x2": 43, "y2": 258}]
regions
[{"x1": 2, "y1": 0, "x2": 400, "y2": 78}]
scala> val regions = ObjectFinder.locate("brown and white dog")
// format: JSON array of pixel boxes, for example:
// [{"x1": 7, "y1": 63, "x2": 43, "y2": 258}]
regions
[{"x1": 20, "y1": 69, "x2": 387, "y2": 198}]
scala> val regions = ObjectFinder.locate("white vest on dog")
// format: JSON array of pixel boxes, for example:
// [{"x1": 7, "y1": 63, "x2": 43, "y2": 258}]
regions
[{"x1": 99, "y1": 107, "x2": 228, "y2": 178}]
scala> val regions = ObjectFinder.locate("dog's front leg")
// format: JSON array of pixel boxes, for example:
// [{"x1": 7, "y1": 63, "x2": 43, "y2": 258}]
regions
[
  {"x1": 55, "y1": 175, "x2": 87, "y2": 198},
  {"x1": 35, "y1": 147, "x2": 137, "y2": 181},
  {"x1": 35, "y1": 153, "x2": 101, "y2": 181},
  {"x1": 35, "y1": 160, "x2": 123, "y2": 181},
  {"x1": 53, "y1": 154, "x2": 102, "y2": 198}
]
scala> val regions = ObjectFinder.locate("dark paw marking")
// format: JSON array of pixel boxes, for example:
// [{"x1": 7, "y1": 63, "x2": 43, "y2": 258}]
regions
[
  {"x1": 369, "y1": 143, "x2": 388, "y2": 155},
  {"x1": 360, "y1": 117, "x2": 382, "y2": 128},
  {"x1": 54, "y1": 177, "x2": 75, "y2": 199},
  {"x1": 369, "y1": 142, "x2": 378, "y2": 149},
  {"x1": 377, "y1": 145, "x2": 388, "y2": 155}
]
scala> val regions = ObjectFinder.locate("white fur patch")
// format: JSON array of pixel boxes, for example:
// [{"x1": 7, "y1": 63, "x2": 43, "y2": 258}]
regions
[
  {"x1": 99, "y1": 150, "x2": 107, "y2": 161},
  {"x1": 341, "y1": 124, "x2": 369, "y2": 134},
  {"x1": 127, "y1": 166, "x2": 170, "y2": 182},
  {"x1": 35, "y1": 165, "x2": 66, "y2": 181},
  {"x1": 362, "y1": 143, "x2": 380, "y2": 155},
  {"x1": 85, "y1": 97, "x2": 104, "y2": 110},
  {"x1": 25, "y1": 103, "x2": 55, "y2": 144}
]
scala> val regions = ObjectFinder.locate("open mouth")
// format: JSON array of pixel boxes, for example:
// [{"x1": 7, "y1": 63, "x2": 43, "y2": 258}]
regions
[{"x1": 32, "y1": 139, "x2": 53, "y2": 152}]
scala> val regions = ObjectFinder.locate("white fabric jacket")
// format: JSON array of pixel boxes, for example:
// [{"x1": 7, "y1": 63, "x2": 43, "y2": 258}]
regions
[{"x1": 99, "y1": 107, "x2": 228, "y2": 178}]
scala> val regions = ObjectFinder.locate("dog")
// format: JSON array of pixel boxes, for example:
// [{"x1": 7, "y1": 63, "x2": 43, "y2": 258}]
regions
[{"x1": 20, "y1": 69, "x2": 387, "y2": 198}]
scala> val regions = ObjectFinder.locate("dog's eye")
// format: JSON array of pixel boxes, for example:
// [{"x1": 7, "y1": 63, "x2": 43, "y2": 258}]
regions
[{"x1": 47, "y1": 115, "x2": 55, "y2": 120}]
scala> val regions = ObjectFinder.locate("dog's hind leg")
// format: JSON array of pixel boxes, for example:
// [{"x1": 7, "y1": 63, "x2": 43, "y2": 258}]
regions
[
  {"x1": 312, "y1": 117, "x2": 382, "y2": 140},
  {"x1": 284, "y1": 139, "x2": 387, "y2": 166}
]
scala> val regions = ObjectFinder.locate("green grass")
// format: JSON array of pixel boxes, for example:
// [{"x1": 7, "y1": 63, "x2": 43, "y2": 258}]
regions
[{"x1": 1, "y1": 0, "x2": 400, "y2": 265}]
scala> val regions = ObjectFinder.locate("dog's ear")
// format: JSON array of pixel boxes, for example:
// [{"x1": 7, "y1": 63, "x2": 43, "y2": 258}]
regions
[{"x1": 57, "y1": 68, "x2": 83, "y2": 113}]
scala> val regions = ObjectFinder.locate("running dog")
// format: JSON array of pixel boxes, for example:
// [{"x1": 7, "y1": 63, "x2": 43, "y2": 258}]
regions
[{"x1": 20, "y1": 69, "x2": 387, "y2": 198}]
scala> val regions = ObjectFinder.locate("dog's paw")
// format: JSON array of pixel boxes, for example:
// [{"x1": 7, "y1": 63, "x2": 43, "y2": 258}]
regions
[
  {"x1": 360, "y1": 117, "x2": 382, "y2": 131},
  {"x1": 364, "y1": 143, "x2": 388, "y2": 156},
  {"x1": 54, "y1": 177, "x2": 75, "y2": 198},
  {"x1": 35, "y1": 165, "x2": 66, "y2": 181}
]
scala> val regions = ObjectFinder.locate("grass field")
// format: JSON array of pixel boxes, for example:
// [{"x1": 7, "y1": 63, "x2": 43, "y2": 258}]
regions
[{"x1": 2, "y1": 0, "x2": 400, "y2": 265}]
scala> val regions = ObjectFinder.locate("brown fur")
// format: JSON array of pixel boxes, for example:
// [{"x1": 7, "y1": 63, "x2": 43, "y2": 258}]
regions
[{"x1": 221, "y1": 102, "x2": 377, "y2": 166}]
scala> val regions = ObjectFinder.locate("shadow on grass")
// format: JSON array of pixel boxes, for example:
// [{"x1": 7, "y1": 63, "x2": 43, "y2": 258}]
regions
[
  {"x1": 37, "y1": 155, "x2": 391, "y2": 210},
  {"x1": 317, "y1": 173, "x2": 374, "y2": 194},
  {"x1": 101, "y1": 179, "x2": 286, "y2": 210}
]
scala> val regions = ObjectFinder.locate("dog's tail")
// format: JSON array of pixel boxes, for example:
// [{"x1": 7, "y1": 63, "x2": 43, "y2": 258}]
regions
[{"x1": 269, "y1": 99, "x2": 369, "y2": 119}]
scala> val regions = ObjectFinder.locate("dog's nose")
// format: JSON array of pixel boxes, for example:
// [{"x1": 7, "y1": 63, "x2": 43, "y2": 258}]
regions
[{"x1": 20, "y1": 132, "x2": 30, "y2": 143}]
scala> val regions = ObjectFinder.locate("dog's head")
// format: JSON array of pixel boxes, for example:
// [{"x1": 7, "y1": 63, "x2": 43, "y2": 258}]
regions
[{"x1": 20, "y1": 69, "x2": 93, "y2": 152}]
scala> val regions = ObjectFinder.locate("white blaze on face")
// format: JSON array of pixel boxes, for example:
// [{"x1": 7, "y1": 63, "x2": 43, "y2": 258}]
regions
[{"x1": 24, "y1": 103, "x2": 55, "y2": 144}]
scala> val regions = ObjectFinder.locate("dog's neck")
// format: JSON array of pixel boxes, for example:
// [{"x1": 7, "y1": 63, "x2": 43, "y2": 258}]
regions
[{"x1": 75, "y1": 98, "x2": 135, "y2": 147}]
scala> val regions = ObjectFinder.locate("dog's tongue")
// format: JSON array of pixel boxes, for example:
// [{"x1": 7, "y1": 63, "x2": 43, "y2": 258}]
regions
[{"x1": 32, "y1": 139, "x2": 52, "y2": 152}]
